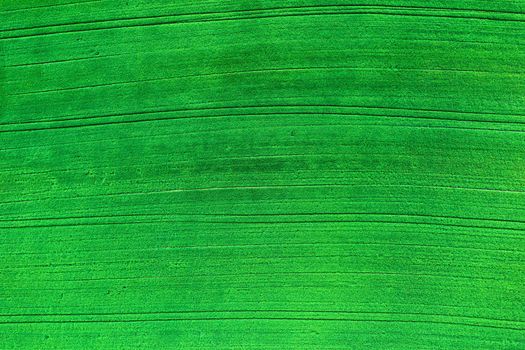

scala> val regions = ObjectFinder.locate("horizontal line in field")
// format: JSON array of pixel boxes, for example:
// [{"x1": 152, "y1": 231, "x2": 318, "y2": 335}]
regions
[
  {"x1": 2, "y1": 4, "x2": 525, "y2": 40},
  {"x1": 1, "y1": 104, "x2": 525, "y2": 134},
  {"x1": 0, "y1": 311, "x2": 522, "y2": 330}
]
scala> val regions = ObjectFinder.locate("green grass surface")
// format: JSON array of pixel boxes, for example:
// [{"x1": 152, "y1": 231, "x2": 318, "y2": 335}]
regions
[{"x1": 1, "y1": 0, "x2": 525, "y2": 348}]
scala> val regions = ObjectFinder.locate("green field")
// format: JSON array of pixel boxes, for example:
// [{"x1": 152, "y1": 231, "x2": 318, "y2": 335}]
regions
[{"x1": 1, "y1": 0, "x2": 525, "y2": 348}]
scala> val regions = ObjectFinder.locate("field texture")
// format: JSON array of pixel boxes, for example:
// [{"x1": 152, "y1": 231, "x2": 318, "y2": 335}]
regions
[{"x1": 1, "y1": 0, "x2": 525, "y2": 348}]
